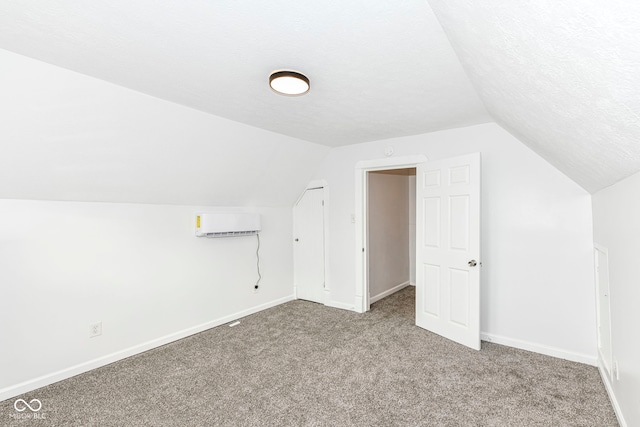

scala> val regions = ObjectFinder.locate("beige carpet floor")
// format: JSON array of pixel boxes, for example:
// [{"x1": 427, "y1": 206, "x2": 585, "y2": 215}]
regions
[{"x1": 1, "y1": 287, "x2": 618, "y2": 426}]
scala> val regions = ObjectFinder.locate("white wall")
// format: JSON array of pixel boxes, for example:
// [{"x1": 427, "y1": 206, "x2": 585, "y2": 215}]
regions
[
  {"x1": 592, "y1": 171, "x2": 640, "y2": 427},
  {"x1": 368, "y1": 171, "x2": 410, "y2": 301},
  {"x1": 0, "y1": 199, "x2": 294, "y2": 400},
  {"x1": 314, "y1": 123, "x2": 596, "y2": 362},
  {"x1": 0, "y1": 49, "x2": 329, "y2": 206}
]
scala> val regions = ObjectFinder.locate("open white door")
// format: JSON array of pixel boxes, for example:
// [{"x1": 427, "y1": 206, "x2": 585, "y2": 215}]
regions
[
  {"x1": 293, "y1": 188, "x2": 325, "y2": 304},
  {"x1": 415, "y1": 153, "x2": 481, "y2": 350}
]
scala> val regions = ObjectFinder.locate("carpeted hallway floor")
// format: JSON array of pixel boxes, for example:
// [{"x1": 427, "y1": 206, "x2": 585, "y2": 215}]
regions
[{"x1": 1, "y1": 287, "x2": 618, "y2": 426}]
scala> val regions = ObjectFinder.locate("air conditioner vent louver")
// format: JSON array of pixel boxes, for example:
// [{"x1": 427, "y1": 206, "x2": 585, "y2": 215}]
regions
[
  {"x1": 195, "y1": 212, "x2": 261, "y2": 238},
  {"x1": 204, "y1": 230, "x2": 259, "y2": 238}
]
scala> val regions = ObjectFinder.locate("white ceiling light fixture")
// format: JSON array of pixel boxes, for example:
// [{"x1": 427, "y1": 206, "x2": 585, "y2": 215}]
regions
[{"x1": 269, "y1": 70, "x2": 310, "y2": 96}]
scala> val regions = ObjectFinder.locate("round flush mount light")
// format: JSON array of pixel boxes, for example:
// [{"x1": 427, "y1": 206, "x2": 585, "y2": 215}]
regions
[{"x1": 269, "y1": 70, "x2": 310, "y2": 96}]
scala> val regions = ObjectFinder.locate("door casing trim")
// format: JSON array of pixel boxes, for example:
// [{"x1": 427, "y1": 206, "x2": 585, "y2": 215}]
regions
[{"x1": 354, "y1": 155, "x2": 428, "y2": 313}]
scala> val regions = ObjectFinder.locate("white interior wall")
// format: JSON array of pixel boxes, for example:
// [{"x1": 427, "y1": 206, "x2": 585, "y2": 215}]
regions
[
  {"x1": 592, "y1": 171, "x2": 640, "y2": 427},
  {"x1": 313, "y1": 123, "x2": 596, "y2": 363},
  {"x1": 367, "y1": 171, "x2": 410, "y2": 302},
  {"x1": 0, "y1": 200, "x2": 294, "y2": 400}
]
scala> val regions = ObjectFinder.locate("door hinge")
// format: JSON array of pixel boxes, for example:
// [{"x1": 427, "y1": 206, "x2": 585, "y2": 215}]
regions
[
  {"x1": 362, "y1": 248, "x2": 365, "y2": 253},
  {"x1": 322, "y1": 200, "x2": 324, "y2": 206}
]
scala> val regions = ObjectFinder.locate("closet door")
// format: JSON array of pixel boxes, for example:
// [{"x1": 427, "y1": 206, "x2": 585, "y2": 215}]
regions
[{"x1": 293, "y1": 188, "x2": 325, "y2": 303}]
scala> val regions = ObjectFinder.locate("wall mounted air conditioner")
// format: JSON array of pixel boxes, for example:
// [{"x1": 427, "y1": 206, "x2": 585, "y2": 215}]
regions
[{"x1": 195, "y1": 212, "x2": 261, "y2": 237}]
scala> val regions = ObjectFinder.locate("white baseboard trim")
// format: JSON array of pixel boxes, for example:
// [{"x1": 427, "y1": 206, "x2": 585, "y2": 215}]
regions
[
  {"x1": 0, "y1": 295, "x2": 295, "y2": 403},
  {"x1": 353, "y1": 295, "x2": 366, "y2": 313},
  {"x1": 598, "y1": 359, "x2": 627, "y2": 427},
  {"x1": 481, "y1": 332, "x2": 597, "y2": 366},
  {"x1": 325, "y1": 299, "x2": 355, "y2": 311},
  {"x1": 369, "y1": 281, "x2": 411, "y2": 304}
]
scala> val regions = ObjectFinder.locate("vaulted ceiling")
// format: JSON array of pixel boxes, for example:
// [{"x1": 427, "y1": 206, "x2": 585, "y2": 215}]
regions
[
  {"x1": 1, "y1": 0, "x2": 638, "y2": 194},
  {"x1": 0, "y1": 0, "x2": 489, "y2": 146},
  {"x1": 428, "y1": 0, "x2": 640, "y2": 193}
]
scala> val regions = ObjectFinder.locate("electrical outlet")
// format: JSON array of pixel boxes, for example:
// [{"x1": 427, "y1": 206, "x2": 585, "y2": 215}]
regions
[{"x1": 89, "y1": 321, "x2": 102, "y2": 338}]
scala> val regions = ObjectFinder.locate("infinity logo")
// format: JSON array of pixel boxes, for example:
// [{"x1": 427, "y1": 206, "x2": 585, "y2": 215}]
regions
[{"x1": 14, "y1": 399, "x2": 42, "y2": 412}]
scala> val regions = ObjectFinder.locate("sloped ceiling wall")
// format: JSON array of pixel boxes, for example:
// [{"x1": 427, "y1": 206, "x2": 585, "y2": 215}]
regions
[
  {"x1": 0, "y1": 49, "x2": 329, "y2": 206},
  {"x1": 0, "y1": 0, "x2": 489, "y2": 146},
  {"x1": 428, "y1": 0, "x2": 640, "y2": 193}
]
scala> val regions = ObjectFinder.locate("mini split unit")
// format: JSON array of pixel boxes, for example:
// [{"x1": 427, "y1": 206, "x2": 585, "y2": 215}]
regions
[{"x1": 195, "y1": 212, "x2": 261, "y2": 238}]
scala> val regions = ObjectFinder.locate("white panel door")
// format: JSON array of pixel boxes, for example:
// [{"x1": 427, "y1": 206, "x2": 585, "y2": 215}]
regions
[
  {"x1": 595, "y1": 246, "x2": 613, "y2": 376},
  {"x1": 293, "y1": 188, "x2": 325, "y2": 303},
  {"x1": 416, "y1": 153, "x2": 481, "y2": 350}
]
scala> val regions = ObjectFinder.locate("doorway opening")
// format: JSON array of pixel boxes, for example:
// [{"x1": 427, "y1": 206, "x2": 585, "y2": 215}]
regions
[
  {"x1": 354, "y1": 155, "x2": 427, "y2": 313},
  {"x1": 367, "y1": 168, "x2": 416, "y2": 307}
]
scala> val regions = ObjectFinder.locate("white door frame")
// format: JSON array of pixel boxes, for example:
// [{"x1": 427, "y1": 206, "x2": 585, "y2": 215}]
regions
[
  {"x1": 354, "y1": 155, "x2": 428, "y2": 313},
  {"x1": 293, "y1": 180, "x2": 331, "y2": 305}
]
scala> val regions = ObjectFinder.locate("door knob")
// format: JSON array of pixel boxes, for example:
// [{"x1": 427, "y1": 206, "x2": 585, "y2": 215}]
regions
[{"x1": 468, "y1": 260, "x2": 478, "y2": 267}]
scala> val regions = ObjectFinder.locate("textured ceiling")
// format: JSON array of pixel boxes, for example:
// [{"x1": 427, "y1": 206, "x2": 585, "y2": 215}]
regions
[
  {"x1": 2, "y1": 1, "x2": 638, "y2": 194},
  {"x1": 0, "y1": 0, "x2": 489, "y2": 146},
  {"x1": 428, "y1": 0, "x2": 640, "y2": 193}
]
